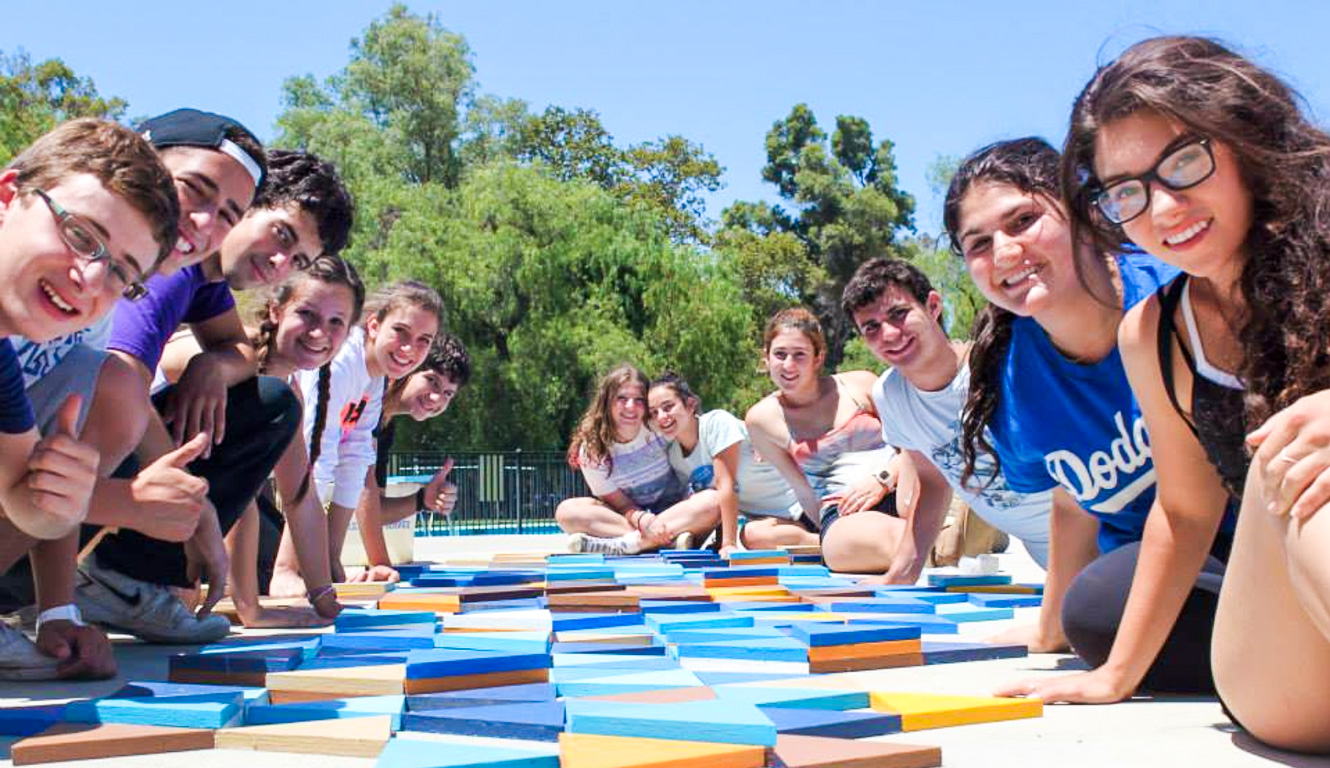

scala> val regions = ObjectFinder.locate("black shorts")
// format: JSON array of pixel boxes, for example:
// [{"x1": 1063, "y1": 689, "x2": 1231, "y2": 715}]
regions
[{"x1": 817, "y1": 491, "x2": 899, "y2": 541}]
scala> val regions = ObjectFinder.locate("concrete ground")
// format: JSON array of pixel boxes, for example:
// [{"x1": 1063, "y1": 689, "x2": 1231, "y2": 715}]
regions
[{"x1": 0, "y1": 534, "x2": 1326, "y2": 768}]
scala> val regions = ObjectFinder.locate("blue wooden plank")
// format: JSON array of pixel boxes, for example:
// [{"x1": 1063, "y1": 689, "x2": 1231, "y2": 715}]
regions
[
  {"x1": 323, "y1": 629, "x2": 438, "y2": 652},
  {"x1": 375, "y1": 738, "x2": 558, "y2": 768},
  {"x1": 401, "y1": 700, "x2": 565, "y2": 741},
  {"x1": 170, "y1": 647, "x2": 303, "y2": 673},
  {"x1": 553, "y1": 668, "x2": 702, "y2": 697},
  {"x1": 967, "y1": 592, "x2": 1044, "y2": 608},
  {"x1": 0, "y1": 704, "x2": 67, "y2": 736},
  {"x1": 298, "y1": 652, "x2": 412, "y2": 670},
  {"x1": 758, "y1": 706, "x2": 902, "y2": 738},
  {"x1": 551, "y1": 612, "x2": 647, "y2": 631},
  {"x1": 564, "y1": 699, "x2": 776, "y2": 746},
  {"x1": 787, "y1": 622, "x2": 920, "y2": 646},
  {"x1": 714, "y1": 686, "x2": 869, "y2": 710},
  {"x1": 926, "y1": 573, "x2": 1013, "y2": 588},
  {"x1": 245, "y1": 694, "x2": 406, "y2": 730},
  {"x1": 922, "y1": 640, "x2": 1029, "y2": 664},
  {"x1": 693, "y1": 671, "x2": 802, "y2": 686},
  {"x1": 934, "y1": 604, "x2": 1015, "y2": 622},
  {"x1": 460, "y1": 597, "x2": 547, "y2": 613},
  {"x1": 65, "y1": 691, "x2": 244, "y2": 729},
  {"x1": 845, "y1": 615, "x2": 958, "y2": 634},
  {"x1": 110, "y1": 680, "x2": 268, "y2": 704},
  {"x1": 673, "y1": 638, "x2": 809, "y2": 662},
  {"x1": 716, "y1": 601, "x2": 814, "y2": 613},
  {"x1": 645, "y1": 612, "x2": 754, "y2": 633},
  {"x1": 407, "y1": 683, "x2": 556, "y2": 712},
  {"x1": 892, "y1": 590, "x2": 968, "y2": 605},
  {"x1": 405, "y1": 648, "x2": 551, "y2": 679},
  {"x1": 198, "y1": 636, "x2": 322, "y2": 659},
  {"x1": 819, "y1": 598, "x2": 936, "y2": 615},
  {"x1": 664, "y1": 626, "x2": 785, "y2": 644},
  {"x1": 551, "y1": 653, "x2": 679, "y2": 670},
  {"x1": 334, "y1": 609, "x2": 438, "y2": 631},
  {"x1": 550, "y1": 641, "x2": 666, "y2": 656},
  {"x1": 435, "y1": 630, "x2": 553, "y2": 654},
  {"x1": 639, "y1": 600, "x2": 722, "y2": 615}
]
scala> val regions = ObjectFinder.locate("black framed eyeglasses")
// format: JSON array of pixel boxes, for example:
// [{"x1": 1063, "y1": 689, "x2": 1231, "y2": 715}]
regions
[
  {"x1": 1092, "y1": 137, "x2": 1217, "y2": 225},
  {"x1": 31, "y1": 189, "x2": 149, "y2": 301}
]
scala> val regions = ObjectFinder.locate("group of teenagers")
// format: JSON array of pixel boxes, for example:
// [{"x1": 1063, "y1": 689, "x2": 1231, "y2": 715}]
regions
[
  {"x1": 554, "y1": 36, "x2": 1330, "y2": 753},
  {"x1": 0, "y1": 106, "x2": 475, "y2": 683}
]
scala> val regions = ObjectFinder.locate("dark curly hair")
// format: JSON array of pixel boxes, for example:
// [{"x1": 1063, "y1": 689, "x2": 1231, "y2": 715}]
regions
[
  {"x1": 943, "y1": 137, "x2": 1064, "y2": 490},
  {"x1": 1063, "y1": 35, "x2": 1330, "y2": 427},
  {"x1": 840, "y1": 257, "x2": 940, "y2": 331},
  {"x1": 384, "y1": 332, "x2": 472, "y2": 410},
  {"x1": 253, "y1": 149, "x2": 354, "y2": 257}
]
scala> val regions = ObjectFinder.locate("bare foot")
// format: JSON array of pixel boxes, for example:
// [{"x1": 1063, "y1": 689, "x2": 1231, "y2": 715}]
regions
[{"x1": 267, "y1": 567, "x2": 308, "y2": 598}]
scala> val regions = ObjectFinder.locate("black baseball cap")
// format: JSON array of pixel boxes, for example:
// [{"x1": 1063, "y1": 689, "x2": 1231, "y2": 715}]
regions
[{"x1": 136, "y1": 108, "x2": 266, "y2": 188}]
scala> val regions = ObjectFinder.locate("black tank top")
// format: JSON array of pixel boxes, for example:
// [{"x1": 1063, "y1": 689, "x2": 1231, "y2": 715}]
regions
[{"x1": 1156, "y1": 275, "x2": 1249, "y2": 499}]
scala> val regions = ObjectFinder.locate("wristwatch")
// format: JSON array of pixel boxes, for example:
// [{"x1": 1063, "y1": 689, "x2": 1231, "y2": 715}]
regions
[
  {"x1": 873, "y1": 467, "x2": 894, "y2": 488},
  {"x1": 36, "y1": 603, "x2": 85, "y2": 633}
]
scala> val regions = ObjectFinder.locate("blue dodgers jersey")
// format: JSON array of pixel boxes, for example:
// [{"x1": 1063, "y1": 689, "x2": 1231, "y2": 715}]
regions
[{"x1": 990, "y1": 251, "x2": 1180, "y2": 552}]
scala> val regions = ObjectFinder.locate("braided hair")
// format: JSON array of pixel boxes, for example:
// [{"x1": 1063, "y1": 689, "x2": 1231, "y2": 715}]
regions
[{"x1": 943, "y1": 138, "x2": 1063, "y2": 490}]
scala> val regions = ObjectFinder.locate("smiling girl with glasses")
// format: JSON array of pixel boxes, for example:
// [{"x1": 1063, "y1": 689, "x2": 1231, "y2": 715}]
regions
[{"x1": 1044, "y1": 36, "x2": 1330, "y2": 753}]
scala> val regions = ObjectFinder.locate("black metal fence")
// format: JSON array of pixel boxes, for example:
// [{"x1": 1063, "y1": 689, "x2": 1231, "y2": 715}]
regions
[{"x1": 385, "y1": 450, "x2": 586, "y2": 535}]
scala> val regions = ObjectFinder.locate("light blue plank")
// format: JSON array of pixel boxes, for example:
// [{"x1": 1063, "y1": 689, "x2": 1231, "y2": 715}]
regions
[{"x1": 564, "y1": 699, "x2": 776, "y2": 747}]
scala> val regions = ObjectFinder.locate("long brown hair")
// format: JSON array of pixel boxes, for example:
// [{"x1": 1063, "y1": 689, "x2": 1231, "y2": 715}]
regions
[
  {"x1": 568, "y1": 364, "x2": 650, "y2": 472},
  {"x1": 944, "y1": 138, "x2": 1064, "y2": 490},
  {"x1": 1064, "y1": 35, "x2": 1330, "y2": 426},
  {"x1": 253, "y1": 255, "x2": 364, "y2": 506}
]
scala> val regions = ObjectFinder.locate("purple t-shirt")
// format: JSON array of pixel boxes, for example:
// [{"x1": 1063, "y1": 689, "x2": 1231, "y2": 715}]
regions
[
  {"x1": 108, "y1": 264, "x2": 235, "y2": 372},
  {"x1": 0, "y1": 338, "x2": 36, "y2": 434}
]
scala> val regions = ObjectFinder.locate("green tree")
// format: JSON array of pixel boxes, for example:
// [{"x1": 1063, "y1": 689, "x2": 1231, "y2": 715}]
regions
[
  {"x1": 0, "y1": 51, "x2": 126, "y2": 163},
  {"x1": 719, "y1": 104, "x2": 916, "y2": 365}
]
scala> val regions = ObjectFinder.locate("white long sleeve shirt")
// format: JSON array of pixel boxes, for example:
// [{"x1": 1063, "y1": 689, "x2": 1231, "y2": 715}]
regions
[{"x1": 298, "y1": 327, "x2": 386, "y2": 508}]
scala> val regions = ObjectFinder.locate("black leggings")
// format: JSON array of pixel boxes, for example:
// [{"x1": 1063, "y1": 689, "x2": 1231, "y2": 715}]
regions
[{"x1": 1062, "y1": 535, "x2": 1230, "y2": 694}]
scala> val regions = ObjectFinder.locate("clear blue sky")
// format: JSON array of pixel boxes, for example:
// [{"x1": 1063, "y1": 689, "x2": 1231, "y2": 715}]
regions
[{"x1": 5, "y1": 1, "x2": 1327, "y2": 234}]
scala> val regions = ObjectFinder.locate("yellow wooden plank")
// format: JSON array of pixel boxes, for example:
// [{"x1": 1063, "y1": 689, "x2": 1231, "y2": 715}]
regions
[{"x1": 868, "y1": 691, "x2": 1042, "y2": 730}]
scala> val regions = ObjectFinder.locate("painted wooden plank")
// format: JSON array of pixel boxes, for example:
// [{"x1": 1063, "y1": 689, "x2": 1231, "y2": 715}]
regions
[
  {"x1": 405, "y1": 648, "x2": 550, "y2": 679},
  {"x1": 401, "y1": 700, "x2": 565, "y2": 741},
  {"x1": 814, "y1": 599, "x2": 935, "y2": 615},
  {"x1": 558, "y1": 732, "x2": 767, "y2": 768},
  {"x1": 807, "y1": 653, "x2": 925, "y2": 673},
  {"x1": 673, "y1": 638, "x2": 809, "y2": 663},
  {"x1": 921, "y1": 640, "x2": 1028, "y2": 665},
  {"x1": 645, "y1": 613, "x2": 755, "y2": 633},
  {"x1": 664, "y1": 626, "x2": 786, "y2": 644},
  {"x1": 932, "y1": 604, "x2": 1015, "y2": 623},
  {"x1": 550, "y1": 641, "x2": 666, "y2": 656},
  {"x1": 787, "y1": 622, "x2": 920, "y2": 646},
  {"x1": 214, "y1": 713, "x2": 391, "y2": 757},
  {"x1": 551, "y1": 653, "x2": 680, "y2": 669},
  {"x1": 434, "y1": 630, "x2": 552, "y2": 654},
  {"x1": 564, "y1": 699, "x2": 777, "y2": 747},
  {"x1": 868, "y1": 691, "x2": 1042, "y2": 730},
  {"x1": 712, "y1": 686, "x2": 869, "y2": 710},
  {"x1": 0, "y1": 705, "x2": 68, "y2": 737},
  {"x1": 406, "y1": 682, "x2": 556, "y2": 711},
  {"x1": 924, "y1": 573, "x2": 1011, "y2": 588},
  {"x1": 109, "y1": 680, "x2": 268, "y2": 704},
  {"x1": 758, "y1": 707, "x2": 902, "y2": 738},
  {"x1": 267, "y1": 663, "x2": 407, "y2": 698},
  {"x1": 553, "y1": 668, "x2": 703, "y2": 697},
  {"x1": 580, "y1": 686, "x2": 718, "y2": 704},
  {"x1": 805, "y1": 638, "x2": 922, "y2": 662},
  {"x1": 771, "y1": 733, "x2": 942, "y2": 768},
  {"x1": 64, "y1": 691, "x2": 243, "y2": 729},
  {"x1": 376, "y1": 736, "x2": 559, "y2": 768},
  {"x1": 844, "y1": 615, "x2": 959, "y2": 634},
  {"x1": 965, "y1": 592, "x2": 1043, "y2": 608},
  {"x1": 404, "y1": 667, "x2": 550, "y2": 694},
  {"x1": 549, "y1": 612, "x2": 647, "y2": 632},
  {"x1": 323, "y1": 628, "x2": 439, "y2": 652},
  {"x1": 245, "y1": 693, "x2": 406, "y2": 729},
  {"x1": 11, "y1": 723, "x2": 214, "y2": 765},
  {"x1": 335, "y1": 608, "x2": 438, "y2": 631},
  {"x1": 639, "y1": 600, "x2": 722, "y2": 615}
]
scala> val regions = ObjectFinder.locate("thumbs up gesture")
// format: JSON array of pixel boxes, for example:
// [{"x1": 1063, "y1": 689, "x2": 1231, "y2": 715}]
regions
[
  {"x1": 23, "y1": 394, "x2": 100, "y2": 538},
  {"x1": 421, "y1": 458, "x2": 457, "y2": 516},
  {"x1": 127, "y1": 432, "x2": 210, "y2": 542}
]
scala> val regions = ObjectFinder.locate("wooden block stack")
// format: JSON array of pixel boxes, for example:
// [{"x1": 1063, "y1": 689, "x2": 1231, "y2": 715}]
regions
[
  {"x1": 724, "y1": 549, "x2": 792, "y2": 566},
  {"x1": 788, "y1": 622, "x2": 924, "y2": 673},
  {"x1": 404, "y1": 648, "x2": 551, "y2": 693}
]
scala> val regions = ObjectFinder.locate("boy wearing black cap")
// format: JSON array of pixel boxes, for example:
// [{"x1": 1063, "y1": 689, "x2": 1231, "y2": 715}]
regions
[
  {"x1": 0, "y1": 118, "x2": 178, "y2": 679},
  {"x1": 76, "y1": 113, "x2": 356, "y2": 644}
]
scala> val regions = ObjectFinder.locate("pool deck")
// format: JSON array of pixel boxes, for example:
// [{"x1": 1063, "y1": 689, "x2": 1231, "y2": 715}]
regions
[{"x1": 0, "y1": 534, "x2": 1325, "y2": 768}]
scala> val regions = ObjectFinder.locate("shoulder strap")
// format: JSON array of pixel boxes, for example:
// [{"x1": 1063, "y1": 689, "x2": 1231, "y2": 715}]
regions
[{"x1": 1156, "y1": 275, "x2": 1200, "y2": 437}]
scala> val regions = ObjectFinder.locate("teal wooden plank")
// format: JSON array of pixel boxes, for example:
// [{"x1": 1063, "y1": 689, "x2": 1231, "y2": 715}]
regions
[
  {"x1": 713, "y1": 686, "x2": 868, "y2": 710},
  {"x1": 245, "y1": 694, "x2": 406, "y2": 730},
  {"x1": 65, "y1": 691, "x2": 244, "y2": 729},
  {"x1": 564, "y1": 699, "x2": 776, "y2": 746}
]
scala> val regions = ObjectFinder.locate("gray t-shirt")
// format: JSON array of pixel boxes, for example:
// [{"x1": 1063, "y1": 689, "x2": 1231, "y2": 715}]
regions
[
  {"x1": 667, "y1": 410, "x2": 801, "y2": 520},
  {"x1": 872, "y1": 362, "x2": 1051, "y2": 567}
]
